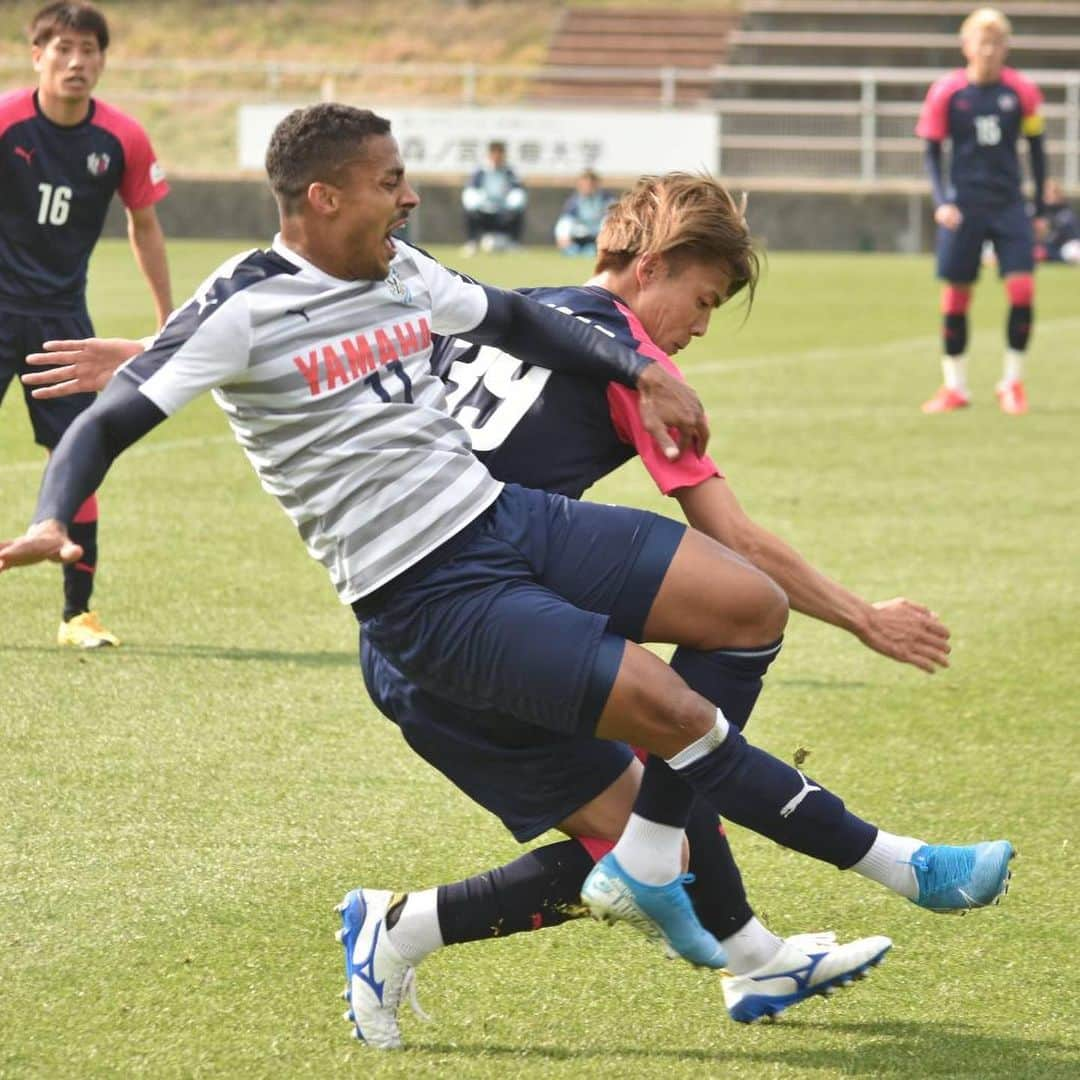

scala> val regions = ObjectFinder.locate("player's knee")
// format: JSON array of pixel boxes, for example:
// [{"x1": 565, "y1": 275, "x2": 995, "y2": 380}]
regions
[
  {"x1": 941, "y1": 284, "x2": 972, "y2": 315},
  {"x1": 1005, "y1": 274, "x2": 1034, "y2": 307},
  {"x1": 757, "y1": 575, "x2": 789, "y2": 642},
  {"x1": 705, "y1": 568, "x2": 788, "y2": 650}
]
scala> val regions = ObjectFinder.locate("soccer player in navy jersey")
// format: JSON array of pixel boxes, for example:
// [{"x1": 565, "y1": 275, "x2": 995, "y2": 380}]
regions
[
  {"x1": 18, "y1": 174, "x2": 1014, "y2": 1042},
  {"x1": 917, "y1": 7, "x2": 1045, "y2": 416},
  {"x1": 0, "y1": 2, "x2": 171, "y2": 647}
]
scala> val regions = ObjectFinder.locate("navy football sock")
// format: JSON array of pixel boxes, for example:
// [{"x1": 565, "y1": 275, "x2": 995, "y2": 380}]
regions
[
  {"x1": 683, "y1": 801, "x2": 754, "y2": 938},
  {"x1": 1007, "y1": 305, "x2": 1032, "y2": 351},
  {"x1": 671, "y1": 639, "x2": 783, "y2": 732},
  {"x1": 633, "y1": 752, "x2": 695, "y2": 827},
  {"x1": 435, "y1": 839, "x2": 593, "y2": 945},
  {"x1": 673, "y1": 729, "x2": 877, "y2": 869},
  {"x1": 944, "y1": 312, "x2": 969, "y2": 356},
  {"x1": 63, "y1": 519, "x2": 98, "y2": 620}
]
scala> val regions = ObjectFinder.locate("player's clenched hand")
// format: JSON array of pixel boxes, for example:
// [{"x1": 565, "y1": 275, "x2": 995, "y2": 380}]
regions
[
  {"x1": 858, "y1": 598, "x2": 951, "y2": 674},
  {"x1": 21, "y1": 337, "x2": 145, "y2": 399},
  {"x1": 0, "y1": 520, "x2": 83, "y2": 572},
  {"x1": 635, "y1": 363, "x2": 710, "y2": 460},
  {"x1": 934, "y1": 204, "x2": 963, "y2": 231}
]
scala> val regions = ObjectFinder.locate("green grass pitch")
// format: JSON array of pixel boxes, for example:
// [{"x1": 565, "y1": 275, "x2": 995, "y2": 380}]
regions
[{"x1": 2, "y1": 240, "x2": 1079, "y2": 1078}]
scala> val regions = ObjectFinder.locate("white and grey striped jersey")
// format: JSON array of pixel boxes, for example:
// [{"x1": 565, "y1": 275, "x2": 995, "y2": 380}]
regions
[{"x1": 118, "y1": 237, "x2": 503, "y2": 603}]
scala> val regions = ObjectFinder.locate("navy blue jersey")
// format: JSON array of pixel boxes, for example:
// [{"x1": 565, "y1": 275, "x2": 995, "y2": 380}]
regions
[
  {"x1": 0, "y1": 88, "x2": 168, "y2": 314},
  {"x1": 917, "y1": 67, "x2": 1043, "y2": 209},
  {"x1": 431, "y1": 284, "x2": 718, "y2": 499}
]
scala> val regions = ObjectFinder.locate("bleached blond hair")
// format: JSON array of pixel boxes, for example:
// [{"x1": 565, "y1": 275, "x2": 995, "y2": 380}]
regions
[
  {"x1": 595, "y1": 172, "x2": 759, "y2": 305},
  {"x1": 961, "y1": 7, "x2": 1012, "y2": 38}
]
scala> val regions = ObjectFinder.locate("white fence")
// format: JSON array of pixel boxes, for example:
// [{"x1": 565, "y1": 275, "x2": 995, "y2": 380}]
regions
[{"x1": 2, "y1": 58, "x2": 1077, "y2": 185}]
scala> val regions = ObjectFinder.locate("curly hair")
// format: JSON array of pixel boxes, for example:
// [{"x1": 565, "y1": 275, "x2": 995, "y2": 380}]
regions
[{"x1": 265, "y1": 104, "x2": 392, "y2": 213}]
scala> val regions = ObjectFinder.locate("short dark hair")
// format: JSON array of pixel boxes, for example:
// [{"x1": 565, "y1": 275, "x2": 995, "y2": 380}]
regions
[
  {"x1": 265, "y1": 104, "x2": 392, "y2": 212},
  {"x1": 487, "y1": 140, "x2": 507, "y2": 154},
  {"x1": 29, "y1": 2, "x2": 109, "y2": 50}
]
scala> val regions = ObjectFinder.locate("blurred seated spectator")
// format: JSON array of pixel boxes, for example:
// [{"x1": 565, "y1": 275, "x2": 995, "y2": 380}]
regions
[
  {"x1": 554, "y1": 170, "x2": 612, "y2": 256},
  {"x1": 1036, "y1": 179, "x2": 1080, "y2": 265},
  {"x1": 461, "y1": 141, "x2": 527, "y2": 254}
]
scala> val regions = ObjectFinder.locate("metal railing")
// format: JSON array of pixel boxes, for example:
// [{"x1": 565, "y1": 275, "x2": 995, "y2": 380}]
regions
[{"x1": 2, "y1": 57, "x2": 1077, "y2": 185}]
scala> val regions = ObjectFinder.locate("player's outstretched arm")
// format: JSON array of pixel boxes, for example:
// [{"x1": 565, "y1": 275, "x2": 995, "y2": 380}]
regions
[
  {"x1": 468, "y1": 286, "x2": 708, "y2": 459},
  {"x1": 21, "y1": 337, "x2": 146, "y2": 399},
  {"x1": 0, "y1": 377, "x2": 165, "y2": 573},
  {"x1": 675, "y1": 477, "x2": 950, "y2": 673}
]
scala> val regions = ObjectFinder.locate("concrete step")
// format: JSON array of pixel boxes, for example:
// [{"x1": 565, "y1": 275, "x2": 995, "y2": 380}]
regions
[
  {"x1": 547, "y1": 46, "x2": 727, "y2": 69},
  {"x1": 559, "y1": 10, "x2": 737, "y2": 36},
  {"x1": 530, "y1": 77, "x2": 712, "y2": 105}
]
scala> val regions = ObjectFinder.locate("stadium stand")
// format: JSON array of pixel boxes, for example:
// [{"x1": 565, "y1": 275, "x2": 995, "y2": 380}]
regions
[
  {"x1": 729, "y1": 0, "x2": 1080, "y2": 72},
  {"x1": 713, "y1": 1, "x2": 1080, "y2": 182},
  {"x1": 531, "y1": 7, "x2": 736, "y2": 104},
  {"x1": 724, "y1": 1, "x2": 1080, "y2": 95}
]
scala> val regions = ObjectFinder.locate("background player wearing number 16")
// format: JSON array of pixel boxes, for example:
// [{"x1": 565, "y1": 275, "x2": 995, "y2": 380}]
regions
[{"x1": 0, "y1": 2, "x2": 171, "y2": 649}]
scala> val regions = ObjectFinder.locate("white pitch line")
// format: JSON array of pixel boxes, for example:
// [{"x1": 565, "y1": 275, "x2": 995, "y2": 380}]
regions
[
  {"x1": 4, "y1": 314, "x2": 1079, "y2": 474},
  {"x1": 693, "y1": 314, "x2": 1080, "y2": 375}
]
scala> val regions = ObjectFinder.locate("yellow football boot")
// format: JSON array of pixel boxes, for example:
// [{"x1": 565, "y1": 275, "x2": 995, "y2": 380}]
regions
[{"x1": 57, "y1": 611, "x2": 120, "y2": 649}]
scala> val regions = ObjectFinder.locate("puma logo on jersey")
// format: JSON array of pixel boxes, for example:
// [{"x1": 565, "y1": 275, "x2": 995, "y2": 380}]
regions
[
  {"x1": 779, "y1": 770, "x2": 822, "y2": 818},
  {"x1": 14, "y1": 145, "x2": 35, "y2": 165}
]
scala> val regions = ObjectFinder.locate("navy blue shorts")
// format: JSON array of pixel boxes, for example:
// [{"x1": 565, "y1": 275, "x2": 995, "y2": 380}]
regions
[
  {"x1": 357, "y1": 483, "x2": 686, "y2": 738},
  {"x1": 0, "y1": 309, "x2": 95, "y2": 448},
  {"x1": 936, "y1": 201, "x2": 1034, "y2": 283},
  {"x1": 360, "y1": 636, "x2": 635, "y2": 841}
]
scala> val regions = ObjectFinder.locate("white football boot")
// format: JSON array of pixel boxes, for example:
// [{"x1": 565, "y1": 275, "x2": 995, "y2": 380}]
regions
[
  {"x1": 722, "y1": 931, "x2": 892, "y2": 1023},
  {"x1": 336, "y1": 888, "x2": 427, "y2": 1049}
]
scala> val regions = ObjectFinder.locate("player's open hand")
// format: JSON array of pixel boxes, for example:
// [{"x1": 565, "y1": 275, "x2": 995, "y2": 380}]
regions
[
  {"x1": 860, "y1": 598, "x2": 951, "y2": 673},
  {"x1": 0, "y1": 520, "x2": 83, "y2": 572},
  {"x1": 635, "y1": 363, "x2": 710, "y2": 460},
  {"x1": 934, "y1": 204, "x2": 963, "y2": 231},
  {"x1": 21, "y1": 337, "x2": 145, "y2": 399}
]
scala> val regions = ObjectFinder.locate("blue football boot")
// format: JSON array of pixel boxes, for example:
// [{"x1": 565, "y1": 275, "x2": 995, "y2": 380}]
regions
[
  {"x1": 580, "y1": 852, "x2": 727, "y2": 968},
  {"x1": 909, "y1": 841, "x2": 1015, "y2": 912}
]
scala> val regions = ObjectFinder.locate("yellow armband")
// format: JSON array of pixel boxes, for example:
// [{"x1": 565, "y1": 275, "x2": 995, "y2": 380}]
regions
[{"x1": 1022, "y1": 114, "x2": 1046, "y2": 138}]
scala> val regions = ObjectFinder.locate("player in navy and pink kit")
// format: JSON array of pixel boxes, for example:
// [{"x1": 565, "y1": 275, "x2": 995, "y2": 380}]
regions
[
  {"x1": 0, "y1": 2, "x2": 171, "y2": 646},
  {"x1": 5, "y1": 171, "x2": 1010, "y2": 1039},
  {"x1": 917, "y1": 7, "x2": 1045, "y2": 415},
  {"x1": 346, "y1": 177, "x2": 1010, "y2": 1039}
]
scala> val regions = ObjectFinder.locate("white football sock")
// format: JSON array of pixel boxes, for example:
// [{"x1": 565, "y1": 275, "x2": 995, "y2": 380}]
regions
[
  {"x1": 850, "y1": 830, "x2": 924, "y2": 899},
  {"x1": 611, "y1": 711, "x2": 731, "y2": 885},
  {"x1": 720, "y1": 916, "x2": 784, "y2": 975},
  {"x1": 1002, "y1": 348, "x2": 1025, "y2": 385},
  {"x1": 385, "y1": 888, "x2": 443, "y2": 964},
  {"x1": 942, "y1": 354, "x2": 968, "y2": 394},
  {"x1": 610, "y1": 816, "x2": 686, "y2": 885}
]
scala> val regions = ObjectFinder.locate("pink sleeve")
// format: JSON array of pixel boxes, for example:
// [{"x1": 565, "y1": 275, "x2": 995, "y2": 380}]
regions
[
  {"x1": 1001, "y1": 68, "x2": 1043, "y2": 117},
  {"x1": 94, "y1": 102, "x2": 169, "y2": 210},
  {"x1": 916, "y1": 74, "x2": 963, "y2": 140},
  {"x1": 606, "y1": 357, "x2": 721, "y2": 496},
  {"x1": 0, "y1": 88, "x2": 36, "y2": 135},
  {"x1": 605, "y1": 297, "x2": 720, "y2": 494}
]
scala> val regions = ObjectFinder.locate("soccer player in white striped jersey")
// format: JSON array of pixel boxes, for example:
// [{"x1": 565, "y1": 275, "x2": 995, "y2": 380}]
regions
[{"x1": 1, "y1": 106, "x2": 1012, "y2": 1039}]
